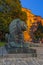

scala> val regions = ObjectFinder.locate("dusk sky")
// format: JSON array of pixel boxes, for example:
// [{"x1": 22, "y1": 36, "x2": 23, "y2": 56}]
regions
[{"x1": 21, "y1": 0, "x2": 43, "y2": 18}]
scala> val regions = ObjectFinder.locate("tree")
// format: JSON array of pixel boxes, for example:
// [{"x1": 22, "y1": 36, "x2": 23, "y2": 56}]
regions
[
  {"x1": 34, "y1": 22, "x2": 43, "y2": 42},
  {"x1": 19, "y1": 11, "x2": 27, "y2": 22},
  {"x1": 0, "y1": 0, "x2": 27, "y2": 41}
]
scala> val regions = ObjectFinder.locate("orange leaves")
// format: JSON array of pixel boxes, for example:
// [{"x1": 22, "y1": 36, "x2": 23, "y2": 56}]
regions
[{"x1": 23, "y1": 31, "x2": 31, "y2": 42}]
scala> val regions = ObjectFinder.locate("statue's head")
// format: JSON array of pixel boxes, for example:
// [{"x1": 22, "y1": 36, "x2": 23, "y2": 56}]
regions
[
  {"x1": 9, "y1": 19, "x2": 27, "y2": 34},
  {"x1": 16, "y1": 19, "x2": 27, "y2": 31}
]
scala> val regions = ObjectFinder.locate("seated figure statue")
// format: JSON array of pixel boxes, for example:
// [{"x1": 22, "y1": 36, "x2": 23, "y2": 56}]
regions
[
  {"x1": 5, "y1": 19, "x2": 27, "y2": 50},
  {"x1": 5, "y1": 19, "x2": 37, "y2": 56}
]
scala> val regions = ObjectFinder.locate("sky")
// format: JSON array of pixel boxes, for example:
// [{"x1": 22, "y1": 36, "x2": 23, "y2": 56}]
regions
[{"x1": 21, "y1": 0, "x2": 43, "y2": 18}]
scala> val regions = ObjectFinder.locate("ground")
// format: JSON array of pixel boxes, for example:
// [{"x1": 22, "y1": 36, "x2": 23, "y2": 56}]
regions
[
  {"x1": 0, "y1": 42, "x2": 43, "y2": 65},
  {"x1": 0, "y1": 57, "x2": 43, "y2": 65}
]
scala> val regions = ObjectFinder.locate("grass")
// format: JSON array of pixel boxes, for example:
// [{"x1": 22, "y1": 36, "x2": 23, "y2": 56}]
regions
[{"x1": 0, "y1": 42, "x2": 6, "y2": 47}]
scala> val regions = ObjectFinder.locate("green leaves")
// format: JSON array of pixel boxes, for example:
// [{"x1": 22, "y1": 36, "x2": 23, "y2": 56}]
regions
[
  {"x1": 34, "y1": 22, "x2": 43, "y2": 41},
  {"x1": 0, "y1": 0, "x2": 27, "y2": 41}
]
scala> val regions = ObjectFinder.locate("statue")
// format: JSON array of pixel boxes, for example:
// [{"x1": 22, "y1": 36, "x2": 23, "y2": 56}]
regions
[
  {"x1": 9, "y1": 19, "x2": 27, "y2": 45},
  {"x1": 5, "y1": 19, "x2": 37, "y2": 56},
  {"x1": 5, "y1": 18, "x2": 28, "y2": 53}
]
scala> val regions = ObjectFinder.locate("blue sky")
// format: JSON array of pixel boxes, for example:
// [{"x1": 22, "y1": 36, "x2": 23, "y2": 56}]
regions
[{"x1": 21, "y1": 0, "x2": 43, "y2": 18}]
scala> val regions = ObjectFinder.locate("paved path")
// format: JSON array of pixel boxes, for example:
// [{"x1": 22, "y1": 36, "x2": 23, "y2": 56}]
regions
[
  {"x1": 0, "y1": 58, "x2": 43, "y2": 65},
  {"x1": 0, "y1": 47, "x2": 43, "y2": 65}
]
